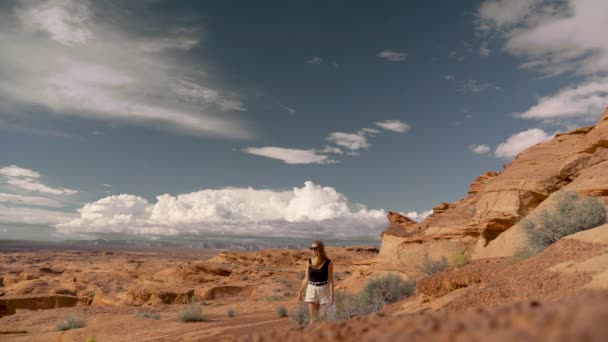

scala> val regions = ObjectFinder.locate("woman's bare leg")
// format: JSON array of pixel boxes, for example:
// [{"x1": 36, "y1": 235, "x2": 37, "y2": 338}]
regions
[{"x1": 307, "y1": 302, "x2": 319, "y2": 325}]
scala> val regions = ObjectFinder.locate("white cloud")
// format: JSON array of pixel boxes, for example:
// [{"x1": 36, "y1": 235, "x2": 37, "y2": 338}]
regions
[
  {"x1": 444, "y1": 74, "x2": 455, "y2": 81},
  {"x1": 247, "y1": 121, "x2": 410, "y2": 164},
  {"x1": 326, "y1": 132, "x2": 370, "y2": 151},
  {"x1": 307, "y1": 56, "x2": 323, "y2": 64},
  {"x1": 244, "y1": 147, "x2": 335, "y2": 165},
  {"x1": 404, "y1": 210, "x2": 433, "y2": 222},
  {"x1": 477, "y1": 0, "x2": 608, "y2": 124},
  {"x1": 0, "y1": 165, "x2": 77, "y2": 195},
  {"x1": 16, "y1": 0, "x2": 92, "y2": 46},
  {"x1": 319, "y1": 145, "x2": 344, "y2": 154},
  {"x1": 139, "y1": 37, "x2": 200, "y2": 52},
  {"x1": 57, "y1": 181, "x2": 386, "y2": 238},
  {"x1": 377, "y1": 50, "x2": 408, "y2": 62},
  {"x1": 494, "y1": 128, "x2": 552, "y2": 159},
  {"x1": 0, "y1": 193, "x2": 63, "y2": 207},
  {"x1": 476, "y1": 0, "x2": 541, "y2": 31},
  {"x1": 0, "y1": 0, "x2": 250, "y2": 139},
  {"x1": 359, "y1": 128, "x2": 380, "y2": 136},
  {"x1": 0, "y1": 204, "x2": 75, "y2": 225},
  {"x1": 172, "y1": 79, "x2": 245, "y2": 112},
  {"x1": 375, "y1": 120, "x2": 411, "y2": 133},
  {"x1": 517, "y1": 79, "x2": 608, "y2": 121},
  {"x1": 470, "y1": 144, "x2": 491, "y2": 154},
  {"x1": 483, "y1": 0, "x2": 608, "y2": 77}
]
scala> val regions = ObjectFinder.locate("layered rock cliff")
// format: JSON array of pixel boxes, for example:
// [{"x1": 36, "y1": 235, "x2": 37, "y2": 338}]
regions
[{"x1": 377, "y1": 108, "x2": 608, "y2": 272}]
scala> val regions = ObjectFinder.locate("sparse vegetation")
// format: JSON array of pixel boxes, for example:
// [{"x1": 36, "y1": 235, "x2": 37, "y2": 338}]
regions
[
  {"x1": 296, "y1": 272, "x2": 305, "y2": 280},
  {"x1": 291, "y1": 274, "x2": 415, "y2": 325},
  {"x1": 227, "y1": 308, "x2": 235, "y2": 317},
  {"x1": 360, "y1": 273, "x2": 415, "y2": 306},
  {"x1": 275, "y1": 306, "x2": 288, "y2": 317},
  {"x1": 290, "y1": 305, "x2": 310, "y2": 326},
  {"x1": 136, "y1": 311, "x2": 161, "y2": 320},
  {"x1": 55, "y1": 316, "x2": 85, "y2": 331},
  {"x1": 86, "y1": 338, "x2": 97, "y2": 342},
  {"x1": 265, "y1": 295, "x2": 282, "y2": 302},
  {"x1": 178, "y1": 302, "x2": 206, "y2": 322},
  {"x1": 240, "y1": 275, "x2": 249, "y2": 281},
  {"x1": 522, "y1": 190, "x2": 607, "y2": 254},
  {"x1": 419, "y1": 252, "x2": 448, "y2": 275},
  {"x1": 324, "y1": 292, "x2": 363, "y2": 321},
  {"x1": 451, "y1": 252, "x2": 471, "y2": 268}
]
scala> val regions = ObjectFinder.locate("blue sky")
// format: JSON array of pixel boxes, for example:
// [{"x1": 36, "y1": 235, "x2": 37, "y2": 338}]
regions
[{"x1": 1, "y1": 0, "x2": 607, "y2": 241}]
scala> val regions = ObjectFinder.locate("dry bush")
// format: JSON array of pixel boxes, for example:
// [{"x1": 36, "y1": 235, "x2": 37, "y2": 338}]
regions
[
  {"x1": 56, "y1": 316, "x2": 85, "y2": 331},
  {"x1": 419, "y1": 252, "x2": 448, "y2": 275},
  {"x1": 522, "y1": 190, "x2": 607, "y2": 254}
]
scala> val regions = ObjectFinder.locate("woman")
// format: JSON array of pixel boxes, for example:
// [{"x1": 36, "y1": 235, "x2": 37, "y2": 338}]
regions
[{"x1": 297, "y1": 240, "x2": 334, "y2": 325}]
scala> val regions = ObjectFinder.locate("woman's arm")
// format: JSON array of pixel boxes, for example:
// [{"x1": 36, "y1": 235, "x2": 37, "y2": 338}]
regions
[
  {"x1": 328, "y1": 261, "x2": 334, "y2": 304},
  {"x1": 297, "y1": 262, "x2": 309, "y2": 303}
]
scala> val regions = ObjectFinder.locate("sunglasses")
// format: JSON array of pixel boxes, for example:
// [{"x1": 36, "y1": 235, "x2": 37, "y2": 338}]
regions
[{"x1": 309, "y1": 246, "x2": 318, "y2": 251}]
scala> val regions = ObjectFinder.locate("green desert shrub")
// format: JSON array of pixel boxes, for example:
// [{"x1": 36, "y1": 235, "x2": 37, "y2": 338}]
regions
[
  {"x1": 325, "y1": 292, "x2": 364, "y2": 321},
  {"x1": 136, "y1": 311, "x2": 161, "y2": 320},
  {"x1": 419, "y1": 253, "x2": 448, "y2": 275},
  {"x1": 240, "y1": 275, "x2": 249, "y2": 281},
  {"x1": 275, "y1": 306, "x2": 288, "y2": 317},
  {"x1": 178, "y1": 302, "x2": 206, "y2": 322},
  {"x1": 325, "y1": 274, "x2": 415, "y2": 322},
  {"x1": 360, "y1": 274, "x2": 415, "y2": 306},
  {"x1": 227, "y1": 308, "x2": 235, "y2": 317},
  {"x1": 264, "y1": 295, "x2": 282, "y2": 302},
  {"x1": 522, "y1": 190, "x2": 607, "y2": 254},
  {"x1": 55, "y1": 316, "x2": 85, "y2": 331},
  {"x1": 451, "y1": 252, "x2": 471, "y2": 268},
  {"x1": 290, "y1": 305, "x2": 310, "y2": 326}
]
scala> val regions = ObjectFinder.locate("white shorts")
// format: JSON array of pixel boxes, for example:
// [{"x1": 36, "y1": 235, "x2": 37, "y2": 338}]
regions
[{"x1": 304, "y1": 283, "x2": 330, "y2": 305}]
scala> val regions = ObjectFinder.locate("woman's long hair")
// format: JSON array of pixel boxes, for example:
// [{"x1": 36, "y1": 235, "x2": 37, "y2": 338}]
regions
[{"x1": 311, "y1": 240, "x2": 328, "y2": 267}]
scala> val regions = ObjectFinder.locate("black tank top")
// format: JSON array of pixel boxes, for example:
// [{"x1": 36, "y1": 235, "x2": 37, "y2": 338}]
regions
[{"x1": 308, "y1": 258, "x2": 330, "y2": 282}]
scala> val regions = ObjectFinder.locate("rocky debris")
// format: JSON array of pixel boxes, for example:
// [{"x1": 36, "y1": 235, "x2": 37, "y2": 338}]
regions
[
  {"x1": 416, "y1": 258, "x2": 505, "y2": 298},
  {"x1": 242, "y1": 290, "x2": 608, "y2": 342}
]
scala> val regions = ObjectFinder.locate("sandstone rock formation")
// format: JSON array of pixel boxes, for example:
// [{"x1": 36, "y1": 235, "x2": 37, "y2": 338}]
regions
[{"x1": 376, "y1": 108, "x2": 608, "y2": 271}]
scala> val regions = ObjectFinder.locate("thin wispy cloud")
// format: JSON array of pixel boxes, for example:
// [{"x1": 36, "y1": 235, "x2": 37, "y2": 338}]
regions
[
  {"x1": 307, "y1": 56, "x2": 323, "y2": 64},
  {"x1": 469, "y1": 144, "x2": 491, "y2": 155},
  {"x1": 0, "y1": 192, "x2": 63, "y2": 208},
  {"x1": 244, "y1": 147, "x2": 335, "y2": 165},
  {"x1": 326, "y1": 132, "x2": 370, "y2": 151},
  {"x1": 0, "y1": 165, "x2": 77, "y2": 195},
  {"x1": 377, "y1": 50, "x2": 408, "y2": 62},
  {"x1": 0, "y1": 0, "x2": 251, "y2": 139},
  {"x1": 245, "y1": 120, "x2": 410, "y2": 164},
  {"x1": 375, "y1": 120, "x2": 411, "y2": 133},
  {"x1": 477, "y1": 0, "x2": 608, "y2": 124}
]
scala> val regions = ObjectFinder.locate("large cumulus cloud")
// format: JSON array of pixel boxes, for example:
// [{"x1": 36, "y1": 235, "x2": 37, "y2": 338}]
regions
[{"x1": 56, "y1": 181, "x2": 387, "y2": 239}]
